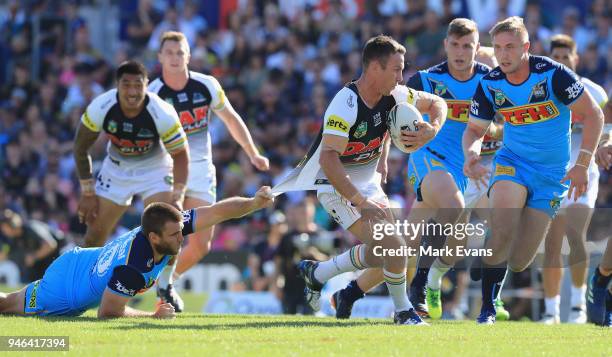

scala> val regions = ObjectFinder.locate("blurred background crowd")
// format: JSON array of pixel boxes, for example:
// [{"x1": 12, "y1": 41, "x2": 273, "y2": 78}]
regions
[{"x1": 0, "y1": 0, "x2": 610, "y2": 318}]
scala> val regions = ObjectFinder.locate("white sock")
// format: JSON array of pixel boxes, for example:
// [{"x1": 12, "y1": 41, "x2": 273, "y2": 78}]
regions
[
  {"x1": 544, "y1": 295, "x2": 560, "y2": 317},
  {"x1": 570, "y1": 285, "x2": 586, "y2": 308},
  {"x1": 158, "y1": 258, "x2": 179, "y2": 288},
  {"x1": 314, "y1": 244, "x2": 367, "y2": 283},
  {"x1": 427, "y1": 258, "x2": 451, "y2": 290},
  {"x1": 384, "y1": 269, "x2": 413, "y2": 312}
]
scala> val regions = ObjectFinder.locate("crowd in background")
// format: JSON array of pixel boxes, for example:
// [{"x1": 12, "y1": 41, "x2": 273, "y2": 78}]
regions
[{"x1": 0, "y1": 0, "x2": 610, "y2": 317}]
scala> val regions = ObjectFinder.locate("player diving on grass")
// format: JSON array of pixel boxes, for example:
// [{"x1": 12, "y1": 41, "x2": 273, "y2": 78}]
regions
[
  {"x1": 274, "y1": 35, "x2": 447, "y2": 325},
  {"x1": 0, "y1": 187, "x2": 274, "y2": 318},
  {"x1": 463, "y1": 16, "x2": 604, "y2": 324}
]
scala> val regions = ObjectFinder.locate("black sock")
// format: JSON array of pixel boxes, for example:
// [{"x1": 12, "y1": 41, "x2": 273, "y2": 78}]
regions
[
  {"x1": 481, "y1": 263, "x2": 507, "y2": 310},
  {"x1": 411, "y1": 222, "x2": 447, "y2": 290},
  {"x1": 594, "y1": 266, "x2": 612, "y2": 288},
  {"x1": 343, "y1": 280, "x2": 365, "y2": 302}
]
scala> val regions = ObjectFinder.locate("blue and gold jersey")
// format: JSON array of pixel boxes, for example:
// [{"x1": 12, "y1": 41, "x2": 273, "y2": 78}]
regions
[
  {"x1": 69, "y1": 209, "x2": 196, "y2": 312},
  {"x1": 470, "y1": 55, "x2": 584, "y2": 172},
  {"x1": 407, "y1": 61, "x2": 491, "y2": 168}
]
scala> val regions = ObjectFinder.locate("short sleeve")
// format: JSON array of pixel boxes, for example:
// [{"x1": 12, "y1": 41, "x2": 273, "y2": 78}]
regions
[
  {"x1": 107, "y1": 265, "x2": 146, "y2": 297},
  {"x1": 552, "y1": 64, "x2": 584, "y2": 105},
  {"x1": 206, "y1": 76, "x2": 226, "y2": 111},
  {"x1": 180, "y1": 209, "x2": 196, "y2": 236},
  {"x1": 391, "y1": 85, "x2": 419, "y2": 106},
  {"x1": 406, "y1": 73, "x2": 424, "y2": 91},
  {"x1": 80, "y1": 100, "x2": 105, "y2": 132},
  {"x1": 469, "y1": 81, "x2": 496, "y2": 121},
  {"x1": 322, "y1": 88, "x2": 358, "y2": 138},
  {"x1": 150, "y1": 96, "x2": 188, "y2": 154}
]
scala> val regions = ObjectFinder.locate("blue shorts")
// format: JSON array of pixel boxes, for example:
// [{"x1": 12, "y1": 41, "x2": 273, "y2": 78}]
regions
[
  {"x1": 489, "y1": 148, "x2": 568, "y2": 218},
  {"x1": 407, "y1": 147, "x2": 468, "y2": 201},
  {"x1": 23, "y1": 249, "x2": 87, "y2": 316}
]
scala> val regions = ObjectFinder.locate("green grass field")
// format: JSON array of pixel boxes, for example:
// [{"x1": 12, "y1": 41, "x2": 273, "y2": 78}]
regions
[
  {"x1": 1, "y1": 286, "x2": 610, "y2": 356},
  {"x1": 1, "y1": 312, "x2": 610, "y2": 356}
]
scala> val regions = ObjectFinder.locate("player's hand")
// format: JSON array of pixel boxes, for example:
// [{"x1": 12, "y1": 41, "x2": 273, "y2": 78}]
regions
[
  {"x1": 153, "y1": 302, "x2": 176, "y2": 319},
  {"x1": 356, "y1": 199, "x2": 387, "y2": 223},
  {"x1": 78, "y1": 195, "x2": 99, "y2": 224},
  {"x1": 463, "y1": 152, "x2": 490, "y2": 190},
  {"x1": 595, "y1": 144, "x2": 612, "y2": 169},
  {"x1": 377, "y1": 160, "x2": 388, "y2": 185},
  {"x1": 250, "y1": 154, "x2": 270, "y2": 171},
  {"x1": 400, "y1": 122, "x2": 438, "y2": 150},
  {"x1": 562, "y1": 165, "x2": 588, "y2": 202},
  {"x1": 25, "y1": 254, "x2": 35, "y2": 267},
  {"x1": 253, "y1": 186, "x2": 275, "y2": 209}
]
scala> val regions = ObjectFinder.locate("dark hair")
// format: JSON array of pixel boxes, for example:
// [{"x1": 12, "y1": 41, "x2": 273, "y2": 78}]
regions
[
  {"x1": 447, "y1": 18, "x2": 479, "y2": 38},
  {"x1": 141, "y1": 202, "x2": 182, "y2": 237},
  {"x1": 115, "y1": 60, "x2": 148, "y2": 81},
  {"x1": 362, "y1": 35, "x2": 406, "y2": 69},
  {"x1": 549, "y1": 34, "x2": 577, "y2": 54},
  {"x1": 0, "y1": 209, "x2": 22, "y2": 230}
]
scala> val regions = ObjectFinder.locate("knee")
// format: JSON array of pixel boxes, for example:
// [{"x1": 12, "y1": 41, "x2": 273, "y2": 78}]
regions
[{"x1": 508, "y1": 257, "x2": 528, "y2": 273}]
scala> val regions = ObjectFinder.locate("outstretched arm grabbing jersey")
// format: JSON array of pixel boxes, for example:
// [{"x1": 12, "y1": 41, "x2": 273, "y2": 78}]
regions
[{"x1": 97, "y1": 186, "x2": 274, "y2": 318}]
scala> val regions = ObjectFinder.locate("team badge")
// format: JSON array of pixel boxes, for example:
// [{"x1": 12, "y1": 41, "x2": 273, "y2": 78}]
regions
[
  {"x1": 354, "y1": 121, "x2": 368, "y2": 139},
  {"x1": 165, "y1": 98, "x2": 174, "y2": 106},
  {"x1": 434, "y1": 82, "x2": 447, "y2": 96},
  {"x1": 108, "y1": 120, "x2": 118, "y2": 134},
  {"x1": 347, "y1": 94, "x2": 354, "y2": 108},
  {"x1": 494, "y1": 91, "x2": 506, "y2": 106}
]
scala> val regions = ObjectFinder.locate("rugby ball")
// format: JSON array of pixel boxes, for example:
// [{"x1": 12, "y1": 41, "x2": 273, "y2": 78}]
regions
[{"x1": 387, "y1": 102, "x2": 423, "y2": 153}]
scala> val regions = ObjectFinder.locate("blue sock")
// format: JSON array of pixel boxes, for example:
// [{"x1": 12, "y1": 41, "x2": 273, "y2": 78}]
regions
[
  {"x1": 343, "y1": 280, "x2": 365, "y2": 302},
  {"x1": 481, "y1": 263, "x2": 507, "y2": 310}
]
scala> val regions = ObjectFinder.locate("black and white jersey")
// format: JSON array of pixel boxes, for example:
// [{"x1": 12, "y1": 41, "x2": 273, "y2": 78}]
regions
[
  {"x1": 148, "y1": 71, "x2": 226, "y2": 162},
  {"x1": 80, "y1": 89, "x2": 187, "y2": 167},
  {"x1": 273, "y1": 83, "x2": 420, "y2": 193}
]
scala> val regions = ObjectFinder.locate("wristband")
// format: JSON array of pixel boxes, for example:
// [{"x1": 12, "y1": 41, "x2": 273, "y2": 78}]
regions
[
  {"x1": 80, "y1": 179, "x2": 95, "y2": 196},
  {"x1": 575, "y1": 163, "x2": 589, "y2": 169}
]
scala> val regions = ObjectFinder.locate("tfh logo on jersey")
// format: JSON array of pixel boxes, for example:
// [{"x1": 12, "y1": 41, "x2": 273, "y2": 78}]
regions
[
  {"x1": 446, "y1": 100, "x2": 470, "y2": 122},
  {"x1": 179, "y1": 105, "x2": 208, "y2": 134},
  {"x1": 498, "y1": 100, "x2": 560, "y2": 125},
  {"x1": 114, "y1": 281, "x2": 136, "y2": 296}
]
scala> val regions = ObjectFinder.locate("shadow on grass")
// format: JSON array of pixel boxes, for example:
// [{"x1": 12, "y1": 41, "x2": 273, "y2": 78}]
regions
[{"x1": 111, "y1": 319, "x2": 389, "y2": 331}]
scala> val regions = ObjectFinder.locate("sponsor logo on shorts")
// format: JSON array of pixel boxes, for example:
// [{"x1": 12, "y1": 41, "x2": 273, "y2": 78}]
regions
[
  {"x1": 431, "y1": 158, "x2": 444, "y2": 168},
  {"x1": 28, "y1": 280, "x2": 40, "y2": 309},
  {"x1": 446, "y1": 100, "x2": 470, "y2": 122},
  {"x1": 409, "y1": 175, "x2": 417, "y2": 187},
  {"x1": 164, "y1": 176, "x2": 174, "y2": 186},
  {"x1": 498, "y1": 101, "x2": 560, "y2": 125},
  {"x1": 494, "y1": 164, "x2": 516, "y2": 176},
  {"x1": 325, "y1": 115, "x2": 350, "y2": 134},
  {"x1": 550, "y1": 197, "x2": 561, "y2": 210}
]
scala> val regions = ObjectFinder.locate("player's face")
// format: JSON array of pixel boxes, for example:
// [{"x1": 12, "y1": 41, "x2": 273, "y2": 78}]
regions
[
  {"x1": 158, "y1": 40, "x2": 190, "y2": 74},
  {"x1": 153, "y1": 221, "x2": 183, "y2": 256},
  {"x1": 117, "y1": 73, "x2": 147, "y2": 110},
  {"x1": 493, "y1": 31, "x2": 529, "y2": 74},
  {"x1": 550, "y1": 47, "x2": 578, "y2": 71},
  {"x1": 445, "y1": 33, "x2": 479, "y2": 72},
  {"x1": 379, "y1": 52, "x2": 404, "y2": 95}
]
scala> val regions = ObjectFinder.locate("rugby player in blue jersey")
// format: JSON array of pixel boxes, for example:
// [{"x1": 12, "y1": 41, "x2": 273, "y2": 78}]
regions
[
  {"x1": 0, "y1": 187, "x2": 274, "y2": 318},
  {"x1": 463, "y1": 17, "x2": 604, "y2": 324}
]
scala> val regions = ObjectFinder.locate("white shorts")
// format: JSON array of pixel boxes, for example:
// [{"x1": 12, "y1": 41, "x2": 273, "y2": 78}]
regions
[
  {"x1": 317, "y1": 181, "x2": 388, "y2": 230},
  {"x1": 95, "y1": 157, "x2": 173, "y2": 206},
  {"x1": 185, "y1": 160, "x2": 217, "y2": 203},
  {"x1": 560, "y1": 166, "x2": 599, "y2": 209},
  {"x1": 560, "y1": 132, "x2": 600, "y2": 209},
  {"x1": 464, "y1": 156, "x2": 494, "y2": 208}
]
